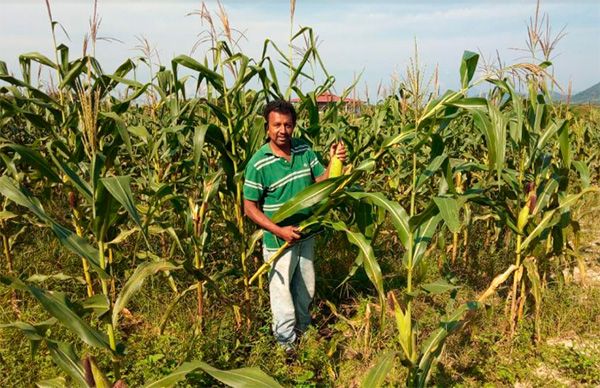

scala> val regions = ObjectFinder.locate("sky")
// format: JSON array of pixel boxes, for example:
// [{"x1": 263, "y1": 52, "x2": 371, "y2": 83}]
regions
[{"x1": 1, "y1": 0, "x2": 599, "y2": 99}]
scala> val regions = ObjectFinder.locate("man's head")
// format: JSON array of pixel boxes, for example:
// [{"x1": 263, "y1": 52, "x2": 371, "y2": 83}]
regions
[{"x1": 263, "y1": 99, "x2": 296, "y2": 149}]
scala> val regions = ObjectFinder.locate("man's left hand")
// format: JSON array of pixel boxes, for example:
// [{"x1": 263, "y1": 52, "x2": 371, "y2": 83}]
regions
[{"x1": 329, "y1": 141, "x2": 347, "y2": 162}]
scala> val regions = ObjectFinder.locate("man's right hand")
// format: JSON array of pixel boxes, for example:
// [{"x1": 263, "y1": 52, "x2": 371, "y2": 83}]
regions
[{"x1": 277, "y1": 225, "x2": 301, "y2": 243}]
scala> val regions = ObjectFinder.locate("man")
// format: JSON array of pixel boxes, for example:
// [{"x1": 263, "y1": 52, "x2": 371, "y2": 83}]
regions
[{"x1": 243, "y1": 99, "x2": 346, "y2": 350}]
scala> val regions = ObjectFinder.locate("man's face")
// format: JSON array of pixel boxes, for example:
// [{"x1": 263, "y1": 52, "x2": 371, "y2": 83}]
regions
[{"x1": 266, "y1": 111, "x2": 295, "y2": 149}]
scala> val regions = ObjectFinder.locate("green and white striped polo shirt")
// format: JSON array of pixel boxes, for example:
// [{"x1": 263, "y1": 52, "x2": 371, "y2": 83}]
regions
[{"x1": 243, "y1": 138, "x2": 326, "y2": 249}]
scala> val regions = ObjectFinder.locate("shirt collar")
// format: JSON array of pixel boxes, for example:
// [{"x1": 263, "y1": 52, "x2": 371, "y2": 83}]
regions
[{"x1": 262, "y1": 140, "x2": 299, "y2": 156}]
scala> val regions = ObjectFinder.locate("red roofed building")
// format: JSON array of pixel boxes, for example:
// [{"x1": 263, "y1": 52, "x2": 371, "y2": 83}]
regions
[{"x1": 291, "y1": 91, "x2": 362, "y2": 112}]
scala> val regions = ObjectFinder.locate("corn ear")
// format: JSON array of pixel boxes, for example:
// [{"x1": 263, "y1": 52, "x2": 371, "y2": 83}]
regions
[
  {"x1": 330, "y1": 155, "x2": 343, "y2": 178},
  {"x1": 517, "y1": 205, "x2": 529, "y2": 233}
]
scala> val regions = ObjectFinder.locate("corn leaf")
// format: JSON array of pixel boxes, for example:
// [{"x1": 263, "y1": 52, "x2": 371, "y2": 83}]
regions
[
  {"x1": 128, "y1": 125, "x2": 150, "y2": 142},
  {"x1": 539, "y1": 120, "x2": 566, "y2": 155},
  {"x1": 244, "y1": 229, "x2": 264, "y2": 260},
  {"x1": 48, "y1": 142, "x2": 93, "y2": 203},
  {"x1": 325, "y1": 221, "x2": 385, "y2": 314},
  {"x1": 58, "y1": 60, "x2": 85, "y2": 89},
  {"x1": 0, "y1": 318, "x2": 56, "y2": 358},
  {"x1": 488, "y1": 102, "x2": 507, "y2": 182},
  {"x1": 572, "y1": 161, "x2": 590, "y2": 188},
  {"x1": 144, "y1": 360, "x2": 282, "y2": 388},
  {"x1": 448, "y1": 97, "x2": 487, "y2": 109},
  {"x1": 0, "y1": 276, "x2": 112, "y2": 351},
  {"x1": 100, "y1": 176, "x2": 145, "y2": 237},
  {"x1": 524, "y1": 257, "x2": 542, "y2": 341},
  {"x1": 558, "y1": 120, "x2": 570, "y2": 169},
  {"x1": 46, "y1": 340, "x2": 88, "y2": 387},
  {"x1": 19, "y1": 52, "x2": 57, "y2": 69},
  {"x1": 526, "y1": 119, "x2": 565, "y2": 169},
  {"x1": 418, "y1": 90, "x2": 462, "y2": 126},
  {"x1": 533, "y1": 178, "x2": 559, "y2": 215},
  {"x1": 193, "y1": 125, "x2": 209, "y2": 172},
  {"x1": 347, "y1": 191, "x2": 410, "y2": 248},
  {"x1": 35, "y1": 377, "x2": 68, "y2": 388},
  {"x1": 27, "y1": 273, "x2": 85, "y2": 285},
  {"x1": 526, "y1": 188, "x2": 600, "y2": 253},
  {"x1": 408, "y1": 202, "x2": 438, "y2": 232},
  {"x1": 3, "y1": 144, "x2": 60, "y2": 183},
  {"x1": 172, "y1": 55, "x2": 223, "y2": 92},
  {"x1": 361, "y1": 351, "x2": 396, "y2": 388},
  {"x1": 88, "y1": 357, "x2": 112, "y2": 388},
  {"x1": 420, "y1": 279, "x2": 460, "y2": 294},
  {"x1": 0, "y1": 74, "x2": 59, "y2": 106},
  {"x1": 381, "y1": 129, "x2": 416, "y2": 149},
  {"x1": 520, "y1": 210, "x2": 558, "y2": 252},
  {"x1": 194, "y1": 361, "x2": 283, "y2": 388},
  {"x1": 0, "y1": 176, "x2": 108, "y2": 279},
  {"x1": 411, "y1": 213, "x2": 442, "y2": 268},
  {"x1": 472, "y1": 108, "x2": 496, "y2": 174},
  {"x1": 0, "y1": 210, "x2": 18, "y2": 223},
  {"x1": 158, "y1": 284, "x2": 198, "y2": 334},
  {"x1": 107, "y1": 227, "x2": 139, "y2": 246},
  {"x1": 101, "y1": 112, "x2": 133, "y2": 157},
  {"x1": 246, "y1": 117, "x2": 266, "y2": 157},
  {"x1": 460, "y1": 51, "x2": 479, "y2": 89},
  {"x1": 433, "y1": 196, "x2": 461, "y2": 233},
  {"x1": 418, "y1": 301, "x2": 480, "y2": 382},
  {"x1": 557, "y1": 187, "x2": 598, "y2": 210},
  {"x1": 416, "y1": 155, "x2": 447, "y2": 191},
  {"x1": 112, "y1": 261, "x2": 180, "y2": 326},
  {"x1": 82, "y1": 294, "x2": 110, "y2": 316},
  {"x1": 271, "y1": 177, "x2": 343, "y2": 224},
  {"x1": 390, "y1": 292, "x2": 413, "y2": 361}
]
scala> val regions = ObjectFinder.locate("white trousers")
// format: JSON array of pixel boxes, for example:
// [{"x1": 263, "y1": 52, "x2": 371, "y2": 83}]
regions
[{"x1": 263, "y1": 237, "x2": 316, "y2": 346}]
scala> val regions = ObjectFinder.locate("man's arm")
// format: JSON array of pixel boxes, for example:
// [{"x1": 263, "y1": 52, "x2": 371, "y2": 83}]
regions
[
  {"x1": 315, "y1": 163, "x2": 332, "y2": 183},
  {"x1": 315, "y1": 141, "x2": 347, "y2": 183},
  {"x1": 243, "y1": 199, "x2": 301, "y2": 243}
]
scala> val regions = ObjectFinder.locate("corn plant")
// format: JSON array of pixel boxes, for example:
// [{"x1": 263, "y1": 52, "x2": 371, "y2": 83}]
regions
[{"x1": 0, "y1": 19, "x2": 171, "y2": 377}]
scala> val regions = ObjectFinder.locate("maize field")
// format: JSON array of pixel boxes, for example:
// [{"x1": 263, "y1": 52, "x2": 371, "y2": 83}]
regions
[{"x1": 1, "y1": 1, "x2": 599, "y2": 387}]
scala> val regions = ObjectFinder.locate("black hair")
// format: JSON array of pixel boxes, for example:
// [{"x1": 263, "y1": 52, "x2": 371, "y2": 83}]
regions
[{"x1": 263, "y1": 99, "x2": 296, "y2": 128}]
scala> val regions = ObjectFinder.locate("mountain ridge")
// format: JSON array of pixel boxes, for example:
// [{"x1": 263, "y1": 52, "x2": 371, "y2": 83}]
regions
[
  {"x1": 550, "y1": 82, "x2": 600, "y2": 104},
  {"x1": 570, "y1": 82, "x2": 600, "y2": 104}
]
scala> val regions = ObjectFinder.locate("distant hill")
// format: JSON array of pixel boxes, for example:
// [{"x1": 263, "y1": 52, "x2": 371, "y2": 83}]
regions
[
  {"x1": 549, "y1": 90, "x2": 566, "y2": 102},
  {"x1": 549, "y1": 82, "x2": 600, "y2": 104},
  {"x1": 571, "y1": 82, "x2": 600, "y2": 104},
  {"x1": 467, "y1": 82, "x2": 600, "y2": 104}
]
